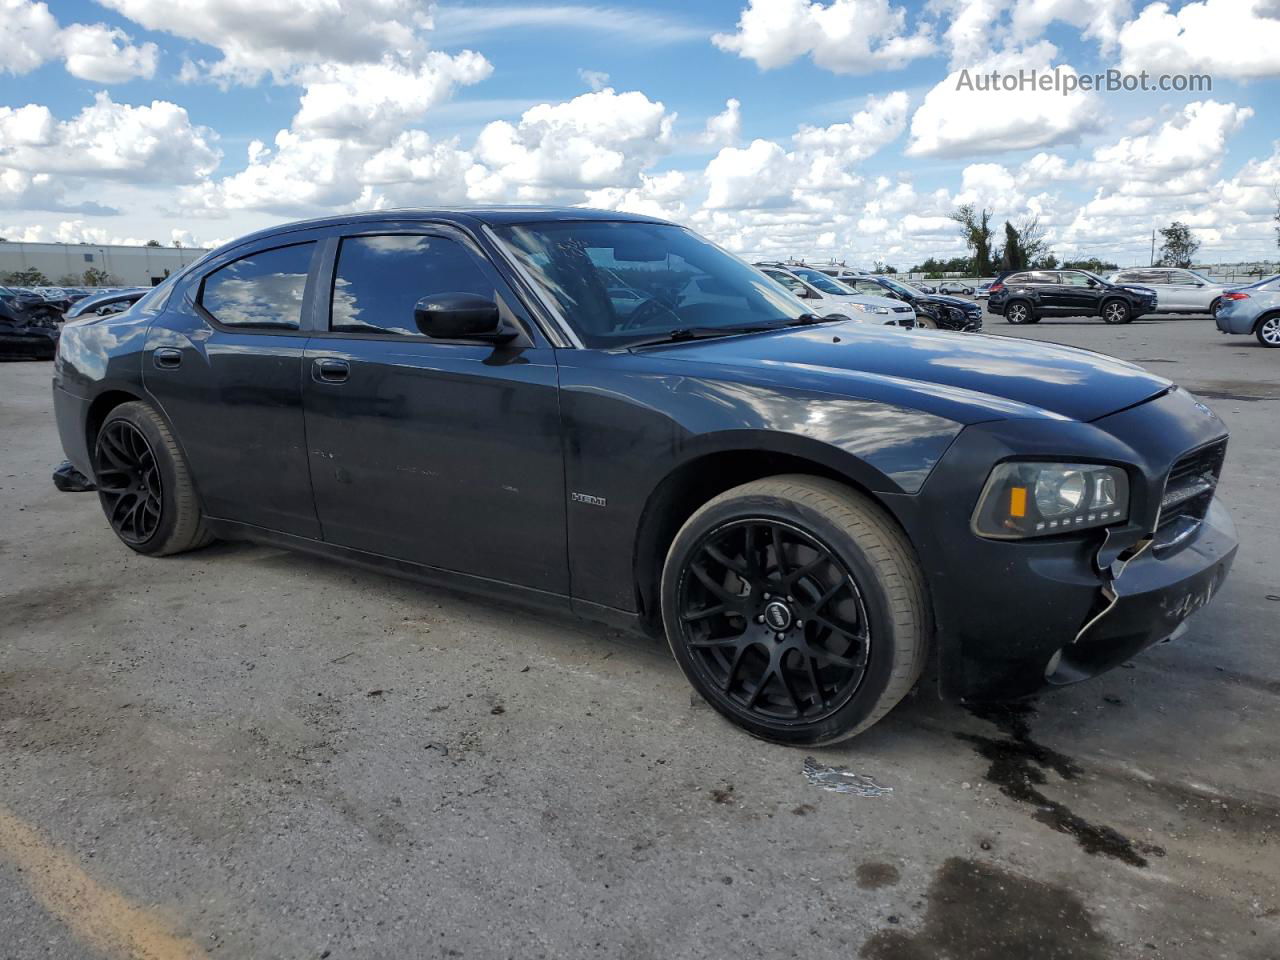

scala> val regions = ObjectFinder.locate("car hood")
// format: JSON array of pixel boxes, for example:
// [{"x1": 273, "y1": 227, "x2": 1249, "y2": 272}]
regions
[
  {"x1": 824, "y1": 292, "x2": 908, "y2": 311},
  {"x1": 919, "y1": 293, "x2": 977, "y2": 310},
  {"x1": 647, "y1": 322, "x2": 1171, "y2": 424}
]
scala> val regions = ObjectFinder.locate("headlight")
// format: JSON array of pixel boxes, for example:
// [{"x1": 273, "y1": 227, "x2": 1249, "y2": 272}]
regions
[
  {"x1": 853, "y1": 303, "x2": 890, "y2": 315},
  {"x1": 972, "y1": 462, "x2": 1129, "y2": 539}
]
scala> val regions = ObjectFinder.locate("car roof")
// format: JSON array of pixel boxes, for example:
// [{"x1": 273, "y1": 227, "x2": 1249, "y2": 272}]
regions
[{"x1": 216, "y1": 206, "x2": 673, "y2": 255}]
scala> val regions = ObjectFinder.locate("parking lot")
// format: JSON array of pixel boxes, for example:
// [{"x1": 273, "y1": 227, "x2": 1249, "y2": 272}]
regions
[{"x1": 2, "y1": 313, "x2": 1278, "y2": 959}]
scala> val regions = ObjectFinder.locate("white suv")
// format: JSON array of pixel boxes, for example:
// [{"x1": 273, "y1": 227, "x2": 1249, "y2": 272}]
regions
[
  {"x1": 756, "y1": 264, "x2": 915, "y2": 326},
  {"x1": 1106, "y1": 267, "x2": 1227, "y2": 316}
]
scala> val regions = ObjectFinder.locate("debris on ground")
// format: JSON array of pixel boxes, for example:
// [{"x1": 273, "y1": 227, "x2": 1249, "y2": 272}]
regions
[{"x1": 802, "y1": 757, "x2": 893, "y2": 797}]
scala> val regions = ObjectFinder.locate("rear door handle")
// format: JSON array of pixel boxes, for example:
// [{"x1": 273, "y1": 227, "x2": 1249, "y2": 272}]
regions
[
  {"x1": 313, "y1": 357, "x2": 350, "y2": 383},
  {"x1": 153, "y1": 348, "x2": 182, "y2": 369}
]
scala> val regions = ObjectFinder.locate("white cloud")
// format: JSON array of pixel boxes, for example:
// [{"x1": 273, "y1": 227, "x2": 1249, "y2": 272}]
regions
[
  {"x1": 713, "y1": 0, "x2": 935, "y2": 74},
  {"x1": 701, "y1": 99, "x2": 742, "y2": 147},
  {"x1": 432, "y1": 5, "x2": 708, "y2": 45},
  {"x1": 1118, "y1": 0, "x2": 1280, "y2": 78},
  {"x1": 583, "y1": 170, "x2": 694, "y2": 220},
  {"x1": 291, "y1": 52, "x2": 493, "y2": 140},
  {"x1": 468, "y1": 88, "x2": 676, "y2": 200},
  {"x1": 578, "y1": 68, "x2": 611, "y2": 91},
  {"x1": 793, "y1": 91, "x2": 909, "y2": 161},
  {"x1": 0, "y1": 93, "x2": 220, "y2": 183},
  {"x1": 98, "y1": 0, "x2": 431, "y2": 83},
  {"x1": 1010, "y1": 0, "x2": 1133, "y2": 53},
  {"x1": 0, "y1": 0, "x2": 156, "y2": 81},
  {"x1": 58, "y1": 23, "x2": 158, "y2": 82},
  {"x1": 907, "y1": 44, "x2": 1102, "y2": 156},
  {"x1": 931, "y1": 0, "x2": 1009, "y2": 65}
]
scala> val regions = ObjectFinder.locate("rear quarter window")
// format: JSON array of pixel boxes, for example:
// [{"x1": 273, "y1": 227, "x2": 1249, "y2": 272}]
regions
[{"x1": 198, "y1": 243, "x2": 315, "y2": 331}]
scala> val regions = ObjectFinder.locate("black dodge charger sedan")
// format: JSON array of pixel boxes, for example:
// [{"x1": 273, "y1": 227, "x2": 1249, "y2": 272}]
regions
[
  {"x1": 988, "y1": 269, "x2": 1159, "y2": 324},
  {"x1": 52, "y1": 209, "x2": 1237, "y2": 745}
]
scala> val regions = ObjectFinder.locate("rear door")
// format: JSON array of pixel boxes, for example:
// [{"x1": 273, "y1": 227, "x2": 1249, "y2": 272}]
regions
[
  {"x1": 1053, "y1": 271, "x2": 1102, "y2": 316},
  {"x1": 1020, "y1": 271, "x2": 1062, "y2": 313},
  {"x1": 144, "y1": 236, "x2": 323, "y2": 537},
  {"x1": 300, "y1": 224, "x2": 568, "y2": 594}
]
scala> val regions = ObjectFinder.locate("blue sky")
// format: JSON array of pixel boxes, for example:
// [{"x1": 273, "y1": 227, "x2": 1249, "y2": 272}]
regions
[{"x1": 3, "y1": 0, "x2": 1279, "y2": 267}]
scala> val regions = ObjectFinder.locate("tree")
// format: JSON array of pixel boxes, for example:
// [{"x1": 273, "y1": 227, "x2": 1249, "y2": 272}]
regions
[
  {"x1": 1061, "y1": 257, "x2": 1118, "y2": 272},
  {"x1": 2, "y1": 267, "x2": 50, "y2": 286},
  {"x1": 950, "y1": 204, "x2": 994, "y2": 275},
  {"x1": 172, "y1": 239, "x2": 182, "y2": 248},
  {"x1": 872, "y1": 259, "x2": 898, "y2": 274},
  {"x1": 83, "y1": 267, "x2": 116, "y2": 286},
  {"x1": 57, "y1": 274, "x2": 81, "y2": 286},
  {"x1": 1156, "y1": 221, "x2": 1200, "y2": 268},
  {"x1": 1273, "y1": 189, "x2": 1280, "y2": 253},
  {"x1": 145, "y1": 239, "x2": 162, "y2": 247}
]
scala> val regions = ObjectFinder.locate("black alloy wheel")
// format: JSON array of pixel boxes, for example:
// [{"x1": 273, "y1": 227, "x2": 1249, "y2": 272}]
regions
[
  {"x1": 677, "y1": 518, "x2": 871, "y2": 724},
  {"x1": 94, "y1": 419, "x2": 162, "y2": 544}
]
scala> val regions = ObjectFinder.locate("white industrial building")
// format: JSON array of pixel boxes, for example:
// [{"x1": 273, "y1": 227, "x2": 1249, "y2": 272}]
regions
[{"x1": 0, "y1": 241, "x2": 209, "y2": 287}]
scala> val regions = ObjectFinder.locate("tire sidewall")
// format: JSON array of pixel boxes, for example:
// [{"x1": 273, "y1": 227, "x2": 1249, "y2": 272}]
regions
[
  {"x1": 95, "y1": 403, "x2": 183, "y2": 555},
  {"x1": 660, "y1": 491, "x2": 901, "y2": 745},
  {"x1": 1257, "y1": 315, "x2": 1280, "y2": 348},
  {"x1": 1006, "y1": 301, "x2": 1031, "y2": 324}
]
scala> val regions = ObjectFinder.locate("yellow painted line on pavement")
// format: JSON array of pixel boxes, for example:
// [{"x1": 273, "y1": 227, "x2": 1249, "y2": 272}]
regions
[{"x1": 0, "y1": 806, "x2": 209, "y2": 960}]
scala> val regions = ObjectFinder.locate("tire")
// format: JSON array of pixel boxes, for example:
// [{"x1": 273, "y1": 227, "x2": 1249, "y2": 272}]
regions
[
  {"x1": 1101, "y1": 299, "x2": 1132, "y2": 324},
  {"x1": 1256, "y1": 314, "x2": 1280, "y2": 348},
  {"x1": 93, "y1": 401, "x2": 214, "y2": 556},
  {"x1": 1005, "y1": 301, "x2": 1034, "y2": 325},
  {"x1": 914, "y1": 314, "x2": 939, "y2": 329},
  {"x1": 660, "y1": 475, "x2": 930, "y2": 746},
  {"x1": 1210, "y1": 298, "x2": 1223, "y2": 318}
]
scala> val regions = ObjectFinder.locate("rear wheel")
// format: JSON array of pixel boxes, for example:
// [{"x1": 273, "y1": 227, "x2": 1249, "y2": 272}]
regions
[
  {"x1": 1257, "y1": 315, "x2": 1280, "y2": 348},
  {"x1": 1101, "y1": 299, "x2": 1132, "y2": 324},
  {"x1": 93, "y1": 401, "x2": 213, "y2": 556},
  {"x1": 660, "y1": 475, "x2": 930, "y2": 745},
  {"x1": 1005, "y1": 301, "x2": 1034, "y2": 325}
]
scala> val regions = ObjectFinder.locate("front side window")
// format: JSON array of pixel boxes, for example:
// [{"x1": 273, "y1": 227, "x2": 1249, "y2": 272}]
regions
[
  {"x1": 330, "y1": 234, "x2": 494, "y2": 336},
  {"x1": 200, "y1": 243, "x2": 314, "y2": 330},
  {"x1": 763, "y1": 269, "x2": 808, "y2": 295},
  {"x1": 493, "y1": 220, "x2": 810, "y2": 347}
]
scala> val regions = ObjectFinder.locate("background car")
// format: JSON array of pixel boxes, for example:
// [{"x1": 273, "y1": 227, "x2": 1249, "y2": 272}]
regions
[
  {"x1": 988, "y1": 269, "x2": 1157, "y2": 324},
  {"x1": 63, "y1": 287, "x2": 149, "y2": 320},
  {"x1": 975, "y1": 281, "x2": 995, "y2": 300},
  {"x1": 0, "y1": 285, "x2": 60, "y2": 359},
  {"x1": 1106, "y1": 267, "x2": 1227, "y2": 316},
  {"x1": 938, "y1": 281, "x2": 974, "y2": 295},
  {"x1": 1215, "y1": 283, "x2": 1280, "y2": 347},
  {"x1": 839, "y1": 274, "x2": 983, "y2": 331},
  {"x1": 755, "y1": 263, "x2": 915, "y2": 326}
]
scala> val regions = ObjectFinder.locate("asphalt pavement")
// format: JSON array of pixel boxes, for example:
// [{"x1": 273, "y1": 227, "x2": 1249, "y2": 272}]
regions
[{"x1": 1, "y1": 311, "x2": 1278, "y2": 959}]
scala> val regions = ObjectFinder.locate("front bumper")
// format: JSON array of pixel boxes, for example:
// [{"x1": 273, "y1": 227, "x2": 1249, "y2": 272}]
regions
[{"x1": 886, "y1": 387, "x2": 1236, "y2": 701}]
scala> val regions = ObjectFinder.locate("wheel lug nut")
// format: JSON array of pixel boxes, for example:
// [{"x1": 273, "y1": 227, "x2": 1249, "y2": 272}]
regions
[
  {"x1": 756, "y1": 615, "x2": 765, "y2": 623},
  {"x1": 763, "y1": 593, "x2": 772, "y2": 600},
  {"x1": 775, "y1": 633, "x2": 785, "y2": 641}
]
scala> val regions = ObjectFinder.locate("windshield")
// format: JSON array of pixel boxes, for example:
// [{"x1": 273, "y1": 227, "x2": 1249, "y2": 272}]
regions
[
  {"x1": 878, "y1": 277, "x2": 923, "y2": 298},
  {"x1": 790, "y1": 267, "x2": 851, "y2": 296},
  {"x1": 492, "y1": 220, "x2": 813, "y2": 347}
]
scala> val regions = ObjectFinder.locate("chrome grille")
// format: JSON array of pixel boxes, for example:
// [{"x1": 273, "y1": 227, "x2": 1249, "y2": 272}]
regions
[{"x1": 1155, "y1": 439, "x2": 1227, "y2": 544}]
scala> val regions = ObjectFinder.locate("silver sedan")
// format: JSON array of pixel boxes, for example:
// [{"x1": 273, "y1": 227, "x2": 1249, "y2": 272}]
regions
[{"x1": 1214, "y1": 275, "x2": 1280, "y2": 347}]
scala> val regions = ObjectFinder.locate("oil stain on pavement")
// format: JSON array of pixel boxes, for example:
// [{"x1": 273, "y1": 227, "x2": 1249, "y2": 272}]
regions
[
  {"x1": 959, "y1": 702, "x2": 1156, "y2": 867},
  {"x1": 859, "y1": 857, "x2": 1110, "y2": 960}
]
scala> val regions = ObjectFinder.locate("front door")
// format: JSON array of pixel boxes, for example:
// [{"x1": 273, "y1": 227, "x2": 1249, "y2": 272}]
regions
[
  {"x1": 1054, "y1": 271, "x2": 1102, "y2": 316},
  {"x1": 301, "y1": 227, "x2": 568, "y2": 595}
]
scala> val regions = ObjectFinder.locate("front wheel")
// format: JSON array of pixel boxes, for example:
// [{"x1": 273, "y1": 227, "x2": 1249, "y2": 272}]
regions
[
  {"x1": 1210, "y1": 298, "x2": 1223, "y2": 318},
  {"x1": 1101, "y1": 299, "x2": 1132, "y2": 324},
  {"x1": 93, "y1": 401, "x2": 214, "y2": 556},
  {"x1": 1005, "y1": 301, "x2": 1033, "y2": 325},
  {"x1": 1257, "y1": 315, "x2": 1280, "y2": 348},
  {"x1": 660, "y1": 476, "x2": 930, "y2": 745},
  {"x1": 914, "y1": 314, "x2": 939, "y2": 329}
]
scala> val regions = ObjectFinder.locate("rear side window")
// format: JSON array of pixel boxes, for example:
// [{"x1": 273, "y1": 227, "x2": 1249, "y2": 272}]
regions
[
  {"x1": 199, "y1": 243, "x2": 315, "y2": 330},
  {"x1": 1005, "y1": 273, "x2": 1031, "y2": 284},
  {"x1": 330, "y1": 234, "x2": 494, "y2": 336}
]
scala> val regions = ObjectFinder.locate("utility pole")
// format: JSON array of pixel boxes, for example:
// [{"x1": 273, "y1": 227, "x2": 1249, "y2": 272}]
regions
[{"x1": 1150, "y1": 230, "x2": 1155, "y2": 266}]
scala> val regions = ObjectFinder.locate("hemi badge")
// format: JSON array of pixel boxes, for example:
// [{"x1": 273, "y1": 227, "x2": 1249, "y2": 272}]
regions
[{"x1": 571, "y1": 492, "x2": 607, "y2": 507}]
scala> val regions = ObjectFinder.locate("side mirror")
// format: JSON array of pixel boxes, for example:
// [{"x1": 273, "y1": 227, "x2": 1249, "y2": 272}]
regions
[{"x1": 414, "y1": 293, "x2": 513, "y2": 341}]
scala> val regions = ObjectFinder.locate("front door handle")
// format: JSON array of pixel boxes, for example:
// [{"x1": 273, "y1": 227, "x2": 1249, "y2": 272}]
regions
[
  {"x1": 153, "y1": 348, "x2": 182, "y2": 369},
  {"x1": 313, "y1": 357, "x2": 350, "y2": 383}
]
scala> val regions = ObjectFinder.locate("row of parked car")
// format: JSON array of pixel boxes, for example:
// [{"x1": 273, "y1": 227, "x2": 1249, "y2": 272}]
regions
[{"x1": 0, "y1": 284, "x2": 149, "y2": 359}]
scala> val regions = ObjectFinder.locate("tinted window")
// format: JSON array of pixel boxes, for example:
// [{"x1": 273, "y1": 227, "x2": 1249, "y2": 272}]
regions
[
  {"x1": 791, "y1": 267, "x2": 850, "y2": 295},
  {"x1": 764, "y1": 270, "x2": 807, "y2": 294},
  {"x1": 1059, "y1": 272, "x2": 1094, "y2": 287},
  {"x1": 200, "y1": 243, "x2": 314, "y2": 330},
  {"x1": 331, "y1": 235, "x2": 494, "y2": 336},
  {"x1": 1005, "y1": 273, "x2": 1031, "y2": 285}
]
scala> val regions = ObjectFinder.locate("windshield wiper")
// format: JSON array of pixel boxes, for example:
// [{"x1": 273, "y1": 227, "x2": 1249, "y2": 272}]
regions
[{"x1": 623, "y1": 323, "x2": 787, "y2": 349}]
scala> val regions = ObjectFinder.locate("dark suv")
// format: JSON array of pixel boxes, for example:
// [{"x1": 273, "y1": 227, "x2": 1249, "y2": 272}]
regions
[
  {"x1": 988, "y1": 269, "x2": 1158, "y2": 325},
  {"x1": 52, "y1": 208, "x2": 1235, "y2": 746},
  {"x1": 839, "y1": 275, "x2": 983, "y2": 331}
]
